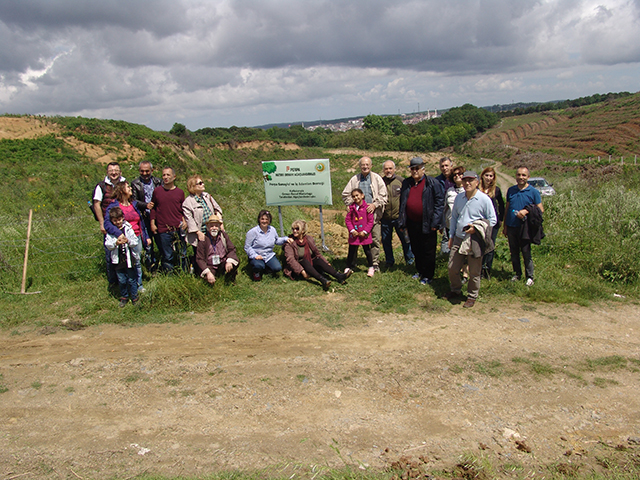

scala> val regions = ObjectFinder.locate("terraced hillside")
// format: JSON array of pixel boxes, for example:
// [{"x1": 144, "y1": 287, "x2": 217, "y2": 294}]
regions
[{"x1": 474, "y1": 93, "x2": 640, "y2": 159}]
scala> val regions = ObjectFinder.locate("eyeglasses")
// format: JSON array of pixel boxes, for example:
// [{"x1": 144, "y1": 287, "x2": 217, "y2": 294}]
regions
[
  {"x1": 196, "y1": 181, "x2": 204, "y2": 185},
  {"x1": 453, "y1": 173, "x2": 464, "y2": 177},
  {"x1": 410, "y1": 166, "x2": 423, "y2": 171}
]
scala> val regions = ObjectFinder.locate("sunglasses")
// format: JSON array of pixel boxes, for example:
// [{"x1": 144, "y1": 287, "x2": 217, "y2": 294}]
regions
[
  {"x1": 453, "y1": 173, "x2": 464, "y2": 177},
  {"x1": 292, "y1": 227, "x2": 300, "y2": 231},
  {"x1": 196, "y1": 181, "x2": 205, "y2": 185}
]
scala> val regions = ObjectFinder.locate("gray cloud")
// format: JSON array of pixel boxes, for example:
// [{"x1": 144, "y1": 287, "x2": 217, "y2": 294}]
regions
[{"x1": 0, "y1": 0, "x2": 639, "y2": 129}]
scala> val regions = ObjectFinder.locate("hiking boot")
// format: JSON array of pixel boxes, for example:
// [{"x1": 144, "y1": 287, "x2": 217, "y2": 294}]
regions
[
  {"x1": 118, "y1": 298, "x2": 128, "y2": 308},
  {"x1": 420, "y1": 277, "x2": 432, "y2": 285},
  {"x1": 321, "y1": 277, "x2": 332, "y2": 291},
  {"x1": 510, "y1": 275, "x2": 520, "y2": 282},
  {"x1": 131, "y1": 297, "x2": 139, "y2": 306},
  {"x1": 463, "y1": 298, "x2": 476, "y2": 308},
  {"x1": 343, "y1": 267, "x2": 353, "y2": 277}
]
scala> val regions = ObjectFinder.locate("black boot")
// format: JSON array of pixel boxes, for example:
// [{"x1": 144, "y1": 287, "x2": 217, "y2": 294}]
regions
[{"x1": 321, "y1": 277, "x2": 332, "y2": 291}]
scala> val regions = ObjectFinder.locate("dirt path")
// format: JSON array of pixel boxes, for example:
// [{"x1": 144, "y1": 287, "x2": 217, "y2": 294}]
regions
[{"x1": 2, "y1": 301, "x2": 640, "y2": 479}]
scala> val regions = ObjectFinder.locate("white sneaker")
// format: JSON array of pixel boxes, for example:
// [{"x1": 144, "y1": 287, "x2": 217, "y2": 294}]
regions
[
  {"x1": 526, "y1": 278, "x2": 534, "y2": 287},
  {"x1": 367, "y1": 267, "x2": 375, "y2": 277},
  {"x1": 344, "y1": 267, "x2": 352, "y2": 275},
  {"x1": 510, "y1": 275, "x2": 520, "y2": 282}
]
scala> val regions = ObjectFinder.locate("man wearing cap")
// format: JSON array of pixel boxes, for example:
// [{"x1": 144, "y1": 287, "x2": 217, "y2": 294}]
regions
[
  {"x1": 445, "y1": 171, "x2": 497, "y2": 308},
  {"x1": 341, "y1": 156, "x2": 388, "y2": 270},
  {"x1": 196, "y1": 215, "x2": 239, "y2": 285},
  {"x1": 398, "y1": 157, "x2": 445, "y2": 285},
  {"x1": 381, "y1": 160, "x2": 414, "y2": 268}
]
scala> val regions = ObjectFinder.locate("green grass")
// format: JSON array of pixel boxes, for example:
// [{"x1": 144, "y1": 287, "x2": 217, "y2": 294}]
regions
[{"x1": 3, "y1": 114, "x2": 640, "y2": 330}]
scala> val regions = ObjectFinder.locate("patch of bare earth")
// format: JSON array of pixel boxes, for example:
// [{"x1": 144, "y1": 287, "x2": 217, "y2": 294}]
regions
[
  {"x1": 1, "y1": 302, "x2": 640, "y2": 479},
  {"x1": 0, "y1": 116, "x2": 60, "y2": 140},
  {"x1": 216, "y1": 140, "x2": 301, "y2": 151}
]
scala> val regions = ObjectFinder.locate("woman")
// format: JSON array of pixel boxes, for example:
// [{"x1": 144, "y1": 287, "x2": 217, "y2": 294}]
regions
[
  {"x1": 104, "y1": 181, "x2": 151, "y2": 291},
  {"x1": 244, "y1": 210, "x2": 292, "y2": 281},
  {"x1": 196, "y1": 214, "x2": 239, "y2": 285},
  {"x1": 284, "y1": 220, "x2": 349, "y2": 290},
  {"x1": 182, "y1": 175, "x2": 223, "y2": 273},
  {"x1": 479, "y1": 166, "x2": 505, "y2": 278}
]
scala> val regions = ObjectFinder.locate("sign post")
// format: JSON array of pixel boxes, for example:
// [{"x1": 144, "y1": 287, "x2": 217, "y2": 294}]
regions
[{"x1": 262, "y1": 159, "x2": 332, "y2": 248}]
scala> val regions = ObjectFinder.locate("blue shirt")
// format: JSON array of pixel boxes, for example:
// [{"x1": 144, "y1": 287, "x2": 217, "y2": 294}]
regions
[
  {"x1": 505, "y1": 185, "x2": 542, "y2": 228},
  {"x1": 450, "y1": 190, "x2": 497, "y2": 239},
  {"x1": 359, "y1": 174, "x2": 373, "y2": 204},
  {"x1": 244, "y1": 225, "x2": 289, "y2": 262}
]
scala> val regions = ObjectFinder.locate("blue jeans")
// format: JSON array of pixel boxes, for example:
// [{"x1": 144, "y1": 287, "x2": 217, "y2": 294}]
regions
[
  {"x1": 381, "y1": 219, "x2": 414, "y2": 266},
  {"x1": 250, "y1": 256, "x2": 282, "y2": 274},
  {"x1": 157, "y1": 231, "x2": 188, "y2": 273},
  {"x1": 116, "y1": 267, "x2": 139, "y2": 300}
]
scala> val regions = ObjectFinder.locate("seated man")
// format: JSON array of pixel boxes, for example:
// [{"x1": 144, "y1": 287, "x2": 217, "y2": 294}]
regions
[{"x1": 196, "y1": 215, "x2": 239, "y2": 284}]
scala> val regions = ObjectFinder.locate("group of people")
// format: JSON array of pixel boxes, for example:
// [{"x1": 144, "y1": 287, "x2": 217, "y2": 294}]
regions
[{"x1": 93, "y1": 156, "x2": 544, "y2": 308}]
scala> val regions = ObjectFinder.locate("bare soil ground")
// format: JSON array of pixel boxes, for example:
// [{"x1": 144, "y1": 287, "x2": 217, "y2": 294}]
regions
[{"x1": 2, "y1": 302, "x2": 640, "y2": 479}]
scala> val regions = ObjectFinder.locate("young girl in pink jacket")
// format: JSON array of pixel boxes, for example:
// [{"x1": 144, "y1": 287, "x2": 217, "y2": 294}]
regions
[{"x1": 345, "y1": 188, "x2": 375, "y2": 277}]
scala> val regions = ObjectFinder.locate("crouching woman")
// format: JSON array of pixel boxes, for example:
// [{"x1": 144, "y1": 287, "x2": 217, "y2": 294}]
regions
[
  {"x1": 283, "y1": 220, "x2": 349, "y2": 291},
  {"x1": 196, "y1": 215, "x2": 239, "y2": 284}
]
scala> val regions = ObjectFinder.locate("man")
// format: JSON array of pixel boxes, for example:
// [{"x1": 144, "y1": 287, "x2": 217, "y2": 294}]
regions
[
  {"x1": 435, "y1": 157, "x2": 454, "y2": 254},
  {"x1": 92, "y1": 162, "x2": 124, "y2": 284},
  {"x1": 398, "y1": 157, "x2": 445, "y2": 285},
  {"x1": 93, "y1": 162, "x2": 124, "y2": 235},
  {"x1": 131, "y1": 160, "x2": 162, "y2": 270},
  {"x1": 503, "y1": 166, "x2": 544, "y2": 286},
  {"x1": 341, "y1": 156, "x2": 388, "y2": 270},
  {"x1": 380, "y1": 160, "x2": 414, "y2": 268},
  {"x1": 150, "y1": 167, "x2": 187, "y2": 273},
  {"x1": 445, "y1": 171, "x2": 497, "y2": 308}
]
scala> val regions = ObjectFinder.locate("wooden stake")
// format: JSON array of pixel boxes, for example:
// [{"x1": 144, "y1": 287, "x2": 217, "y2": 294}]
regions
[{"x1": 20, "y1": 209, "x2": 33, "y2": 294}]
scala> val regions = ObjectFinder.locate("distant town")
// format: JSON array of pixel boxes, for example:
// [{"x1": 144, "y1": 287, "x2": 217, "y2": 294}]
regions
[{"x1": 303, "y1": 110, "x2": 440, "y2": 133}]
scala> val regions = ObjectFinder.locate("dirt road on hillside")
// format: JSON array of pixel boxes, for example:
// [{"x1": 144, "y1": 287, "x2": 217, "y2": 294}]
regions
[{"x1": 2, "y1": 302, "x2": 640, "y2": 479}]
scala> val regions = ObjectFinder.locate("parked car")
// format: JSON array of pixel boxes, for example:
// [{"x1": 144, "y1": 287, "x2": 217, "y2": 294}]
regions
[{"x1": 528, "y1": 177, "x2": 556, "y2": 196}]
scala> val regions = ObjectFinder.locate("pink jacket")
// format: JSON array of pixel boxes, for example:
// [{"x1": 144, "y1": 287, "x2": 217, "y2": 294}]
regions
[{"x1": 345, "y1": 201, "x2": 374, "y2": 246}]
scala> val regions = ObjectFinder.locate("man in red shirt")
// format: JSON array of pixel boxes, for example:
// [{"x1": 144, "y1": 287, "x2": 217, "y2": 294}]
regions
[
  {"x1": 150, "y1": 167, "x2": 187, "y2": 272},
  {"x1": 398, "y1": 157, "x2": 445, "y2": 285}
]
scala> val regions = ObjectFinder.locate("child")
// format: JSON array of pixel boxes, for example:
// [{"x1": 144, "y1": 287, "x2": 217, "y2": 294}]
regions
[
  {"x1": 105, "y1": 207, "x2": 140, "y2": 307},
  {"x1": 345, "y1": 188, "x2": 375, "y2": 277}
]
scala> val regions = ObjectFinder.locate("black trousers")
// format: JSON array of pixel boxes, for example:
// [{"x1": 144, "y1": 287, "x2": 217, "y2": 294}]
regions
[
  {"x1": 407, "y1": 220, "x2": 437, "y2": 280},
  {"x1": 346, "y1": 244, "x2": 373, "y2": 269},
  {"x1": 299, "y1": 257, "x2": 342, "y2": 282}
]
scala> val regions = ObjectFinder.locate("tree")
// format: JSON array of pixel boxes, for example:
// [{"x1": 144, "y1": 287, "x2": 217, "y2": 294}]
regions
[{"x1": 169, "y1": 122, "x2": 187, "y2": 136}]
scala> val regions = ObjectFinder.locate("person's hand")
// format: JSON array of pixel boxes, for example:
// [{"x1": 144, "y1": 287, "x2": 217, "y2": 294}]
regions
[
  {"x1": 448, "y1": 237, "x2": 453, "y2": 249},
  {"x1": 366, "y1": 204, "x2": 375, "y2": 214},
  {"x1": 99, "y1": 222, "x2": 106, "y2": 235},
  {"x1": 206, "y1": 272, "x2": 216, "y2": 284},
  {"x1": 180, "y1": 219, "x2": 187, "y2": 230},
  {"x1": 116, "y1": 235, "x2": 128, "y2": 245},
  {"x1": 146, "y1": 238, "x2": 152, "y2": 247},
  {"x1": 151, "y1": 222, "x2": 158, "y2": 234},
  {"x1": 464, "y1": 225, "x2": 476, "y2": 235},
  {"x1": 255, "y1": 255, "x2": 263, "y2": 260},
  {"x1": 225, "y1": 261, "x2": 234, "y2": 273},
  {"x1": 516, "y1": 209, "x2": 527, "y2": 220},
  {"x1": 197, "y1": 231, "x2": 205, "y2": 242},
  {"x1": 301, "y1": 269, "x2": 309, "y2": 279},
  {"x1": 147, "y1": 201, "x2": 154, "y2": 210},
  {"x1": 286, "y1": 237, "x2": 294, "y2": 244}
]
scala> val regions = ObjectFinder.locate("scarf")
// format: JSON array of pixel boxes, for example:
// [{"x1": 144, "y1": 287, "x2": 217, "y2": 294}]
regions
[
  {"x1": 296, "y1": 236, "x2": 313, "y2": 263},
  {"x1": 194, "y1": 194, "x2": 212, "y2": 232}
]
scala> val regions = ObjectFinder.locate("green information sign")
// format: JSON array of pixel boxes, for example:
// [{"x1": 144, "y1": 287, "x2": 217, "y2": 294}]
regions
[{"x1": 262, "y1": 159, "x2": 332, "y2": 206}]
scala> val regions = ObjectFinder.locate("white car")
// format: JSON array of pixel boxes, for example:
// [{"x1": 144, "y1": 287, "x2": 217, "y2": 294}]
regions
[{"x1": 528, "y1": 177, "x2": 556, "y2": 196}]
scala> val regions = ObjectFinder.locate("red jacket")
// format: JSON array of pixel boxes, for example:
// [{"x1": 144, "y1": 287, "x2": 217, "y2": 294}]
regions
[{"x1": 345, "y1": 201, "x2": 373, "y2": 246}]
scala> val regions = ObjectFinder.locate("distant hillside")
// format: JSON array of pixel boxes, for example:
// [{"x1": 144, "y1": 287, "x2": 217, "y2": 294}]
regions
[{"x1": 472, "y1": 93, "x2": 640, "y2": 159}]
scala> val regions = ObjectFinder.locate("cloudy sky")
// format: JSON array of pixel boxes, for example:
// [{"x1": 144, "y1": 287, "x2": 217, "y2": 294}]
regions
[{"x1": 1, "y1": 0, "x2": 639, "y2": 130}]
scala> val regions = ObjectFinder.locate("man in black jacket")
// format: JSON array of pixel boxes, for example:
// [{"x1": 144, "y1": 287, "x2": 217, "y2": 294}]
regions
[
  {"x1": 398, "y1": 157, "x2": 445, "y2": 285},
  {"x1": 131, "y1": 161, "x2": 163, "y2": 270}
]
